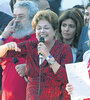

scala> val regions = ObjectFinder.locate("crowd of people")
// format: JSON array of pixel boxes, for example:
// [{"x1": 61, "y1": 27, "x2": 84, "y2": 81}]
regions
[{"x1": 0, "y1": 0, "x2": 90, "y2": 100}]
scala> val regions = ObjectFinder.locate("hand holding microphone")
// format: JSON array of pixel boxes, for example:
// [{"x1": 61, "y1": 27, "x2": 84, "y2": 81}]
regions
[
  {"x1": 38, "y1": 37, "x2": 44, "y2": 96},
  {"x1": 13, "y1": 57, "x2": 28, "y2": 82},
  {"x1": 38, "y1": 37, "x2": 51, "y2": 65},
  {"x1": 38, "y1": 37, "x2": 44, "y2": 66}
]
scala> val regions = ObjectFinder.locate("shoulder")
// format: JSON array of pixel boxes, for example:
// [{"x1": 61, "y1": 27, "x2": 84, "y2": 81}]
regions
[
  {"x1": 81, "y1": 25, "x2": 88, "y2": 35},
  {"x1": 55, "y1": 40, "x2": 71, "y2": 52},
  {"x1": 79, "y1": 26, "x2": 88, "y2": 43},
  {"x1": 56, "y1": 40, "x2": 71, "y2": 47}
]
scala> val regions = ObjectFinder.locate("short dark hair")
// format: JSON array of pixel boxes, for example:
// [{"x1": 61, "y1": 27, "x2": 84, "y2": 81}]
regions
[{"x1": 73, "y1": 5, "x2": 84, "y2": 10}]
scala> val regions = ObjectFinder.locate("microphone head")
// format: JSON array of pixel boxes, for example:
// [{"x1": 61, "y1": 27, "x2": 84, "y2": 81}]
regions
[
  {"x1": 39, "y1": 37, "x2": 44, "y2": 43},
  {"x1": 13, "y1": 57, "x2": 19, "y2": 64}
]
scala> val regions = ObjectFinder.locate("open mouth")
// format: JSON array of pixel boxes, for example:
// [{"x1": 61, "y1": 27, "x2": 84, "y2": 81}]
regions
[{"x1": 40, "y1": 34, "x2": 48, "y2": 38}]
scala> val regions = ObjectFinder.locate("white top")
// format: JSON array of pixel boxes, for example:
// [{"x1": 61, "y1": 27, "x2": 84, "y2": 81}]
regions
[{"x1": 71, "y1": 47, "x2": 77, "y2": 63}]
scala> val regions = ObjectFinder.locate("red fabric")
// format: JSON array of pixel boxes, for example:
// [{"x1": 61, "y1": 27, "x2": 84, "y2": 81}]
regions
[
  {"x1": 84, "y1": 59, "x2": 90, "y2": 100},
  {"x1": 0, "y1": 33, "x2": 37, "y2": 100},
  {"x1": 87, "y1": 59, "x2": 90, "y2": 78},
  {"x1": 7, "y1": 40, "x2": 73, "y2": 100},
  {"x1": 0, "y1": 91, "x2": 1, "y2": 100}
]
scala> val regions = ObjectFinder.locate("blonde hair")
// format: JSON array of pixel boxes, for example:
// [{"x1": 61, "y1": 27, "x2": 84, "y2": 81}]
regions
[{"x1": 32, "y1": 9, "x2": 58, "y2": 31}]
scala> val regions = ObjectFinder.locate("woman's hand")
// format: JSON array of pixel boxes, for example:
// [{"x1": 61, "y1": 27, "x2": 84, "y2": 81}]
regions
[
  {"x1": 38, "y1": 42, "x2": 50, "y2": 58},
  {"x1": 15, "y1": 64, "x2": 26, "y2": 77},
  {"x1": 66, "y1": 83, "x2": 74, "y2": 95}
]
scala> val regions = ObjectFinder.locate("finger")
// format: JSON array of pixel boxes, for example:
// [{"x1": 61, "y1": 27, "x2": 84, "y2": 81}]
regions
[
  {"x1": 14, "y1": 42, "x2": 18, "y2": 51},
  {"x1": 20, "y1": 74, "x2": 23, "y2": 77},
  {"x1": 13, "y1": 43, "x2": 21, "y2": 52},
  {"x1": 18, "y1": 72, "x2": 24, "y2": 77},
  {"x1": 68, "y1": 91, "x2": 72, "y2": 95},
  {"x1": 14, "y1": 43, "x2": 21, "y2": 52},
  {"x1": 7, "y1": 43, "x2": 13, "y2": 50},
  {"x1": 15, "y1": 66, "x2": 19, "y2": 71},
  {"x1": 15, "y1": 67, "x2": 20, "y2": 73},
  {"x1": 8, "y1": 19, "x2": 15, "y2": 26},
  {"x1": 17, "y1": 47, "x2": 21, "y2": 52},
  {"x1": 15, "y1": 65, "x2": 20, "y2": 70}
]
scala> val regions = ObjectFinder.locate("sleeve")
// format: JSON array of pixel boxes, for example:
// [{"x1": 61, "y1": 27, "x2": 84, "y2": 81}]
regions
[
  {"x1": 55, "y1": 45, "x2": 72, "y2": 100},
  {"x1": 53, "y1": 44, "x2": 73, "y2": 84},
  {"x1": 6, "y1": 41, "x2": 37, "y2": 58},
  {"x1": 6, "y1": 41, "x2": 29, "y2": 58}
]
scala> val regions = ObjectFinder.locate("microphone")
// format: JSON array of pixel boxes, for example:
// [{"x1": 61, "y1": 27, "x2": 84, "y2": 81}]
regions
[
  {"x1": 38, "y1": 37, "x2": 44, "y2": 96},
  {"x1": 39, "y1": 37, "x2": 44, "y2": 66},
  {"x1": 13, "y1": 57, "x2": 28, "y2": 82}
]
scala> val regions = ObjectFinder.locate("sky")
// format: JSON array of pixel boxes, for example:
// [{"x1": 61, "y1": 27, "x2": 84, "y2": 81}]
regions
[
  {"x1": 61, "y1": 0, "x2": 90, "y2": 10},
  {"x1": 0, "y1": 0, "x2": 12, "y2": 16},
  {"x1": 61, "y1": 0, "x2": 83, "y2": 10}
]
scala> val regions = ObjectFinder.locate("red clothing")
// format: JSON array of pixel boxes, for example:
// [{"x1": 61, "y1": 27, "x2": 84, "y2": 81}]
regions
[
  {"x1": 0, "y1": 34, "x2": 37, "y2": 100},
  {"x1": 84, "y1": 59, "x2": 90, "y2": 100},
  {"x1": 7, "y1": 40, "x2": 73, "y2": 100},
  {"x1": 87, "y1": 59, "x2": 90, "y2": 78}
]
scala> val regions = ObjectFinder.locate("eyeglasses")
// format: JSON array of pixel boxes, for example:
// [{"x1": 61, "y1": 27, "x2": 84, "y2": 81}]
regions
[{"x1": 13, "y1": 15, "x2": 26, "y2": 20}]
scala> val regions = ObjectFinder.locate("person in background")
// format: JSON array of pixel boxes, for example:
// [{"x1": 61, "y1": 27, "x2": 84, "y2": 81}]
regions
[
  {"x1": 73, "y1": 4, "x2": 85, "y2": 15},
  {"x1": 9, "y1": 0, "x2": 16, "y2": 12},
  {"x1": 0, "y1": 30, "x2": 2, "y2": 35},
  {"x1": 76, "y1": 25, "x2": 90, "y2": 62},
  {"x1": 0, "y1": 9, "x2": 73, "y2": 100},
  {"x1": 0, "y1": 1, "x2": 39, "y2": 100},
  {"x1": 28, "y1": 0, "x2": 50, "y2": 10},
  {"x1": 84, "y1": 2, "x2": 90, "y2": 25},
  {"x1": 10, "y1": 0, "x2": 50, "y2": 11},
  {"x1": 38, "y1": 0, "x2": 50, "y2": 10},
  {"x1": 76, "y1": 2, "x2": 90, "y2": 62},
  {"x1": 48, "y1": 0, "x2": 62, "y2": 16},
  {"x1": 66, "y1": 40, "x2": 90, "y2": 100},
  {"x1": 57, "y1": 8, "x2": 84, "y2": 62},
  {"x1": 0, "y1": 11, "x2": 12, "y2": 100}
]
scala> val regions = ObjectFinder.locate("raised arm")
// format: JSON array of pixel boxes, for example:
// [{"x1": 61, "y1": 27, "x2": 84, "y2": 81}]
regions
[
  {"x1": 0, "y1": 19, "x2": 15, "y2": 45},
  {"x1": 0, "y1": 42, "x2": 21, "y2": 57}
]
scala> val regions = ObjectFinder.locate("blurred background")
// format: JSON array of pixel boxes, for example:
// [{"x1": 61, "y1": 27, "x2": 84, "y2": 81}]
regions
[{"x1": 0, "y1": 0, "x2": 89, "y2": 16}]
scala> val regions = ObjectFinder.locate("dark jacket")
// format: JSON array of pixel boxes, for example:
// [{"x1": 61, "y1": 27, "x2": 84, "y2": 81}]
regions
[
  {"x1": 48, "y1": 0, "x2": 62, "y2": 15},
  {"x1": 0, "y1": 11, "x2": 12, "y2": 31},
  {"x1": 76, "y1": 25, "x2": 90, "y2": 62}
]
